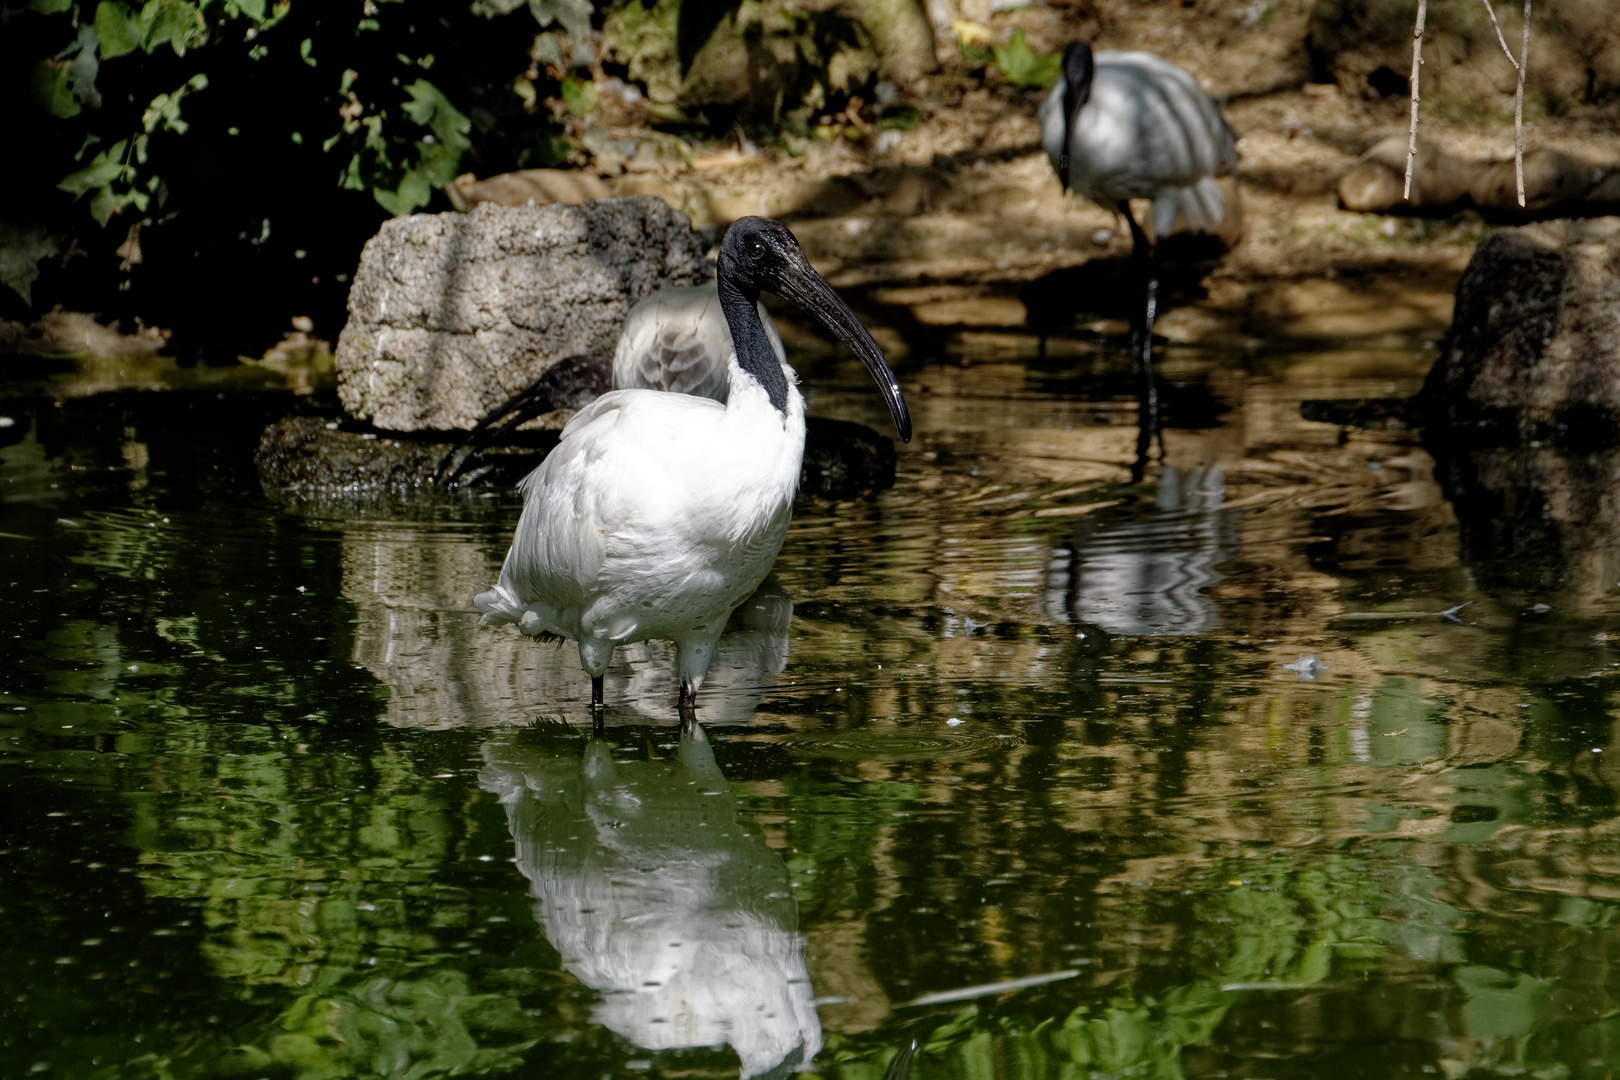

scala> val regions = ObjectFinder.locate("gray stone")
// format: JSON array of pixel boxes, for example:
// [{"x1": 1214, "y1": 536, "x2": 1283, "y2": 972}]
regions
[
  {"x1": 335, "y1": 197, "x2": 709, "y2": 432},
  {"x1": 1422, "y1": 218, "x2": 1620, "y2": 440}
]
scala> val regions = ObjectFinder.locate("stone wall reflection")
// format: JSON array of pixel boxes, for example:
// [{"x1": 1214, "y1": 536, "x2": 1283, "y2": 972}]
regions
[{"x1": 481, "y1": 729, "x2": 820, "y2": 1079}]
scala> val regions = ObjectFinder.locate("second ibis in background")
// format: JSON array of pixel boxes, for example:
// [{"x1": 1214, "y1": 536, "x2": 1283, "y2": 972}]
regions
[{"x1": 1040, "y1": 42, "x2": 1238, "y2": 453}]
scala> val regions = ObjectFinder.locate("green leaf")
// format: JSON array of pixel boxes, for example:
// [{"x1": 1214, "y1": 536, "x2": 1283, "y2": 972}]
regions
[
  {"x1": 401, "y1": 79, "x2": 471, "y2": 152},
  {"x1": 94, "y1": 1, "x2": 144, "y2": 60},
  {"x1": 373, "y1": 170, "x2": 431, "y2": 216},
  {"x1": 536, "y1": 135, "x2": 571, "y2": 166},
  {"x1": 340, "y1": 154, "x2": 366, "y2": 191},
  {"x1": 879, "y1": 104, "x2": 921, "y2": 130},
  {"x1": 300, "y1": 37, "x2": 316, "y2": 67},
  {"x1": 141, "y1": 75, "x2": 207, "y2": 134},
  {"x1": 560, "y1": 76, "x2": 596, "y2": 116},
  {"x1": 526, "y1": 0, "x2": 593, "y2": 43},
  {"x1": 415, "y1": 141, "x2": 460, "y2": 186},
  {"x1": 992, "y1": 29, "x2": 1061, "y2": 90},
  {"x1": 58, "y1": 140, "x2": 131, "y2": 196},
  {"x1": 89, "y1": 184, "x2": 148, "y2": 225},
  {"x1": 145, "y1": 0, "x2": 206, "y2": 56},
  {"x1": 30, "y1": 0, "x2": 73, "y2": 12},
  {"x1": 29, "y1": 61, "x2": 82, "y2": 118},
  {"x1": 0, "y1": 222, "x2": 61, "y2": 307},
  {"x1": 223, "y1": 0, "x2": 266, "y2": 19}
]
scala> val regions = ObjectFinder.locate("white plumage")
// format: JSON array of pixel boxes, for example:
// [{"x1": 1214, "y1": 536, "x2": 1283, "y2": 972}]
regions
[
  {"x1": 1038, "y1": 45, "x2": 1237, "y2": 239},
  {"x1": 475, "y1": 361, "x2": 804, "y2": 697},
  {"x1": 612, "y1": 283, "x2": 784, "y2": 402},
  {"x1": 475, "y1": 217, "x2": 910, "y2": 713}
]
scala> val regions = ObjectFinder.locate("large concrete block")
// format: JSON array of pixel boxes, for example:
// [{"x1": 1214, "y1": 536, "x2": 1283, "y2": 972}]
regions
[{"x1": 335, "y1": 196, "x2": 709, "y2": 432}]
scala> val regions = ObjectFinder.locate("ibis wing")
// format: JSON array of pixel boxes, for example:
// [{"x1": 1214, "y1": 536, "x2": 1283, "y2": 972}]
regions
[
  {"x1": 613, "y1": 286, "x2": 732, "y2": 401},
  {"x1": 1061, "y1": 50, "x2": 1238, "y2": 219},
  {"x1": 612, "y1": 285, "x2": 787, "y2": 403},
  {"x1": 480, "y1": 390, "x2": 736, "y2": 639}
]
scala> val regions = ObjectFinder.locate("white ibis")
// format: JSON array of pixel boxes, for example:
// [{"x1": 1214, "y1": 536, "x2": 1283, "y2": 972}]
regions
[
  {"x1": 474, "y1": 216, "x2": 911, "y2": 715},
  {"x1": 1039, "y1": 42, "x2": 1237, "y2": 457}
]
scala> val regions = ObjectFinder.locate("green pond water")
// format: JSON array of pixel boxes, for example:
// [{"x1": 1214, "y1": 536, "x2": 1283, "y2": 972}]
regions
[{"x1": 3, "y1": 328, "x2": 1620, "y2": 1080}]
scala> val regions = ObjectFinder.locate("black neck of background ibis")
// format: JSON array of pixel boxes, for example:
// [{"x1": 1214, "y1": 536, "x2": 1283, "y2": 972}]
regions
[
  {"x1": 1061, "y1": 42, "x2": 1095, "y2": 190},
  {"x1": 717, "y1": 274, "x2": 792, "y2": 417}
]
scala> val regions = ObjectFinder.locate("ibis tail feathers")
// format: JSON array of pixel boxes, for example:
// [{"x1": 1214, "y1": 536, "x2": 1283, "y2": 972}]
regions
[
  {"x1": 475, "y1": 584, "x2": 564, "y2": 644},
  {"x1": 1151, "y1": 176, "x2": 1227, "y2": 240}
]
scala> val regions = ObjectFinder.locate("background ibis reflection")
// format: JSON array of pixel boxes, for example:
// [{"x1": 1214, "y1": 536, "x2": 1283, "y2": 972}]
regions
[{"x1": 4, "y1": 323, "x2": 1620, "y2": 1080}]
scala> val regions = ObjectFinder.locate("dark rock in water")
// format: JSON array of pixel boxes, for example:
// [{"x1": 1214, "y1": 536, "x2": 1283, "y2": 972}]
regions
[
  {"x1": 257, "y1": 410, "x2": 895, "y2": 500},
  {"x1": 1299, "y1": 397, "x2": 1418, "y2": 431},
  {"x1": 334, "y1": 197, "x2": 708, "y2": 433},
  {"x1": 800, "y1": 417, "x2": 897, "y2": 500},
  {"x1": 257, "y1": 416, "x2": 553, "y2": 493},
  {"x1": 1421, "y1": 218, "x2": 1620, "y2": 443}
]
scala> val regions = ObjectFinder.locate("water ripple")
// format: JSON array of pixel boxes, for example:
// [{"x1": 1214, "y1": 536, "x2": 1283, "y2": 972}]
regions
[{"x1": 774, "y1": 724, "x2": 1026, "y2": 760}]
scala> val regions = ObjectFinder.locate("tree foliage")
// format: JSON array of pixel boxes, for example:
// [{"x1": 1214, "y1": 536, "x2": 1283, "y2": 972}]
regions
[{"x1": 0, "y1": 0, "x2": 584, "y2": 351}]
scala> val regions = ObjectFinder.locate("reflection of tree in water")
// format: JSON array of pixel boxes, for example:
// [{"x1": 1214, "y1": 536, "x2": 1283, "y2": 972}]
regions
[
  {"x1": 813, "y1": 853, "x2": 1465, "y2": 1080},
  {"x1": 481, "y1": 726, "x2": 821, "y2": 1079}
]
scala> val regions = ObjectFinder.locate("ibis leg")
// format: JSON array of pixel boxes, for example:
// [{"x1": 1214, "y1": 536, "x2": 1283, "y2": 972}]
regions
[
  {"x1": 590, "y1": 675, "x2": 605, "y2": 738},
  {"x1": 1118, "y1": 202, "x2": 1161, "y2": 481}
]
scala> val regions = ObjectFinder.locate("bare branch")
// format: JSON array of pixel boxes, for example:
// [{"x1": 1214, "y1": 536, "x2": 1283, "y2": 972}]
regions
[
  {"x1": 1404, "y1": 0, "x2": 1427, "y2": 200},
  {"x1": 1477, "y1": 0, "x2": 1519, "y2": 69},
  {"x1": 1514, "y1": 0, "x2": 1531, "y2": 207}
]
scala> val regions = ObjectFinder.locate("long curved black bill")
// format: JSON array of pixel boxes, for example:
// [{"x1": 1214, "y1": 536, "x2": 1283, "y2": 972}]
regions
[{"x1": 774, "y1": 256, "x2": 911, "y2": 442}]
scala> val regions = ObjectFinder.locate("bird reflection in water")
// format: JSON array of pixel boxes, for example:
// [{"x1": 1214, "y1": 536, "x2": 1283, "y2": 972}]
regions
[
  {"x1": 480, "y1": 721, "x2": 820, "y2": 1078},
  {"x1": 1044, "y1": 463, "x2": 1237, "y2": 635}
]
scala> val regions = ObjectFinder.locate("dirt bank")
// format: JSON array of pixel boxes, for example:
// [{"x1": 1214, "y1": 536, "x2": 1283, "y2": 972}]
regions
[{"x1": 543, "y1": 0, "x2": 1620, "y2": 348}]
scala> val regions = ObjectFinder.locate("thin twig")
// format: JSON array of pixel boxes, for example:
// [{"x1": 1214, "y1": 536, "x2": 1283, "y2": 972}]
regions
[
  {"x1": 1404, "y1": 0, "x2": 1427, "y2": 201},
  {"x1": 1514, "y1": 0, "x2": 1531, "y2": 207},
  {"x1": 1477, "y1": 0, "x2": 1519, "y2": 69}
]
